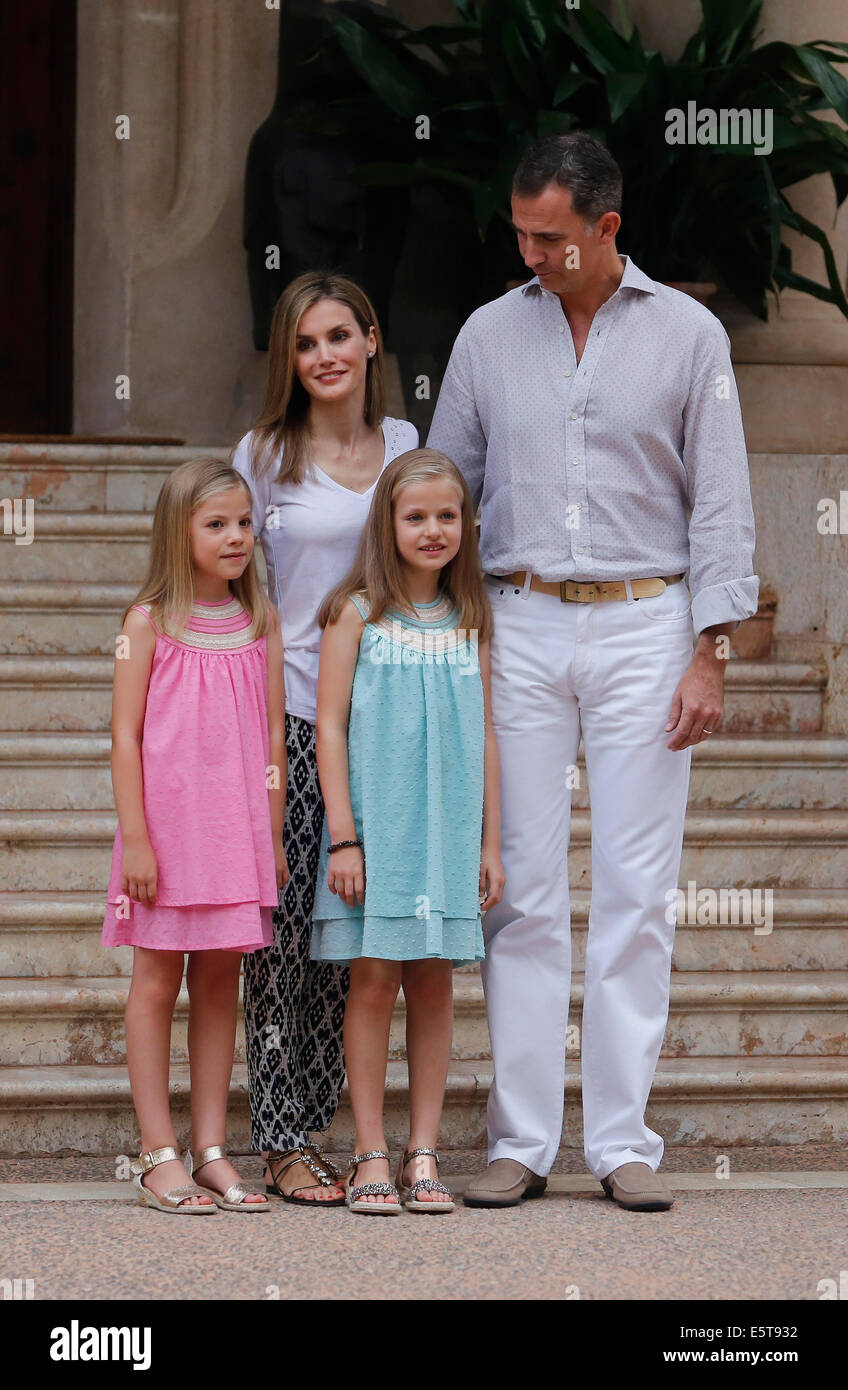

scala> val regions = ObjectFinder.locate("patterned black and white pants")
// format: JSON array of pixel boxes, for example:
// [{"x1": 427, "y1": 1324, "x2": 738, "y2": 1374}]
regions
[{"x1": 243, "y1": 712, "x2": 349, "y2": 1151}]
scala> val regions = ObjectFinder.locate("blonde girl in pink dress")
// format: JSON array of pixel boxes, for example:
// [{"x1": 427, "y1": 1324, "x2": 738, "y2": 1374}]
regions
[{"x1": 102, "y1": 458, "x2": 288, "y2": 1214}]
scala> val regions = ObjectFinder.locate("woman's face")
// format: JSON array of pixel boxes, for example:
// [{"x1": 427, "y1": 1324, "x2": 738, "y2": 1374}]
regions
[{"x1": 293, "y1": 298, "x2": 376, "y2": 403}]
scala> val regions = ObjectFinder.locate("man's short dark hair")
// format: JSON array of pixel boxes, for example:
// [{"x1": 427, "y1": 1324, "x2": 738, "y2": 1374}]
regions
[{"x1": 512, "y1": 133, "x2": 623, "y2": 224}]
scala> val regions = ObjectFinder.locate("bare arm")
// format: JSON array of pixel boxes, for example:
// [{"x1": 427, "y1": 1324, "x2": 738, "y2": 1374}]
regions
[
  {"x1": 477, "y1": 637, "x2": 505, "y2": 911},
  {"x1": 265, "y1": 609, "x2": 289, "y2": 887},
  {"x1": 315, "y1": 599, "x2": 365, "y2": 906},
  {"x1": 111, "y1": 608, "x2": 157, "y2": 903}
]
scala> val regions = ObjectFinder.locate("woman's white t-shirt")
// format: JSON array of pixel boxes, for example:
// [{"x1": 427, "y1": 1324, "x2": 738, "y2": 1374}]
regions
[{"x1": 232, "y1": 416, "x2": 419, "y2": 724}]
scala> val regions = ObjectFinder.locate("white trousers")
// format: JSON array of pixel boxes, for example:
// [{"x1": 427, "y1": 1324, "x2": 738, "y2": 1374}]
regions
[{"x1": 482, "y1": 574, "x2": 694, "y2": 1180}]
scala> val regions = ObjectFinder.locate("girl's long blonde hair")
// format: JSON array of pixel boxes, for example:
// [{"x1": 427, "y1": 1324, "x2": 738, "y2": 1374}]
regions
[
  {"x1": 126, "y1": 457, "x2": 274, "y2": 639},
  {"x1": 247, "y1": 271, "x2": 387, "y2": 486},
  {"x1": 317, "y1": 449, "x2": 492, "y2": 643}
]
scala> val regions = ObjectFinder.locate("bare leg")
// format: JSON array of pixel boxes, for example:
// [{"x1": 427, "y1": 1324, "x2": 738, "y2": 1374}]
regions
[
  {"x1": 186, "y1": 950, "x2": 267, "y2": 1204},
  {"x1": 126, "y1": 947, "x2": 212, "y2": 1206},
  {"x1": 402, "y1": 958, "x2": 454, "y2": 1202},
  {"x1": 344, "y1": 957, "x2": 402, "y2": 1205}
]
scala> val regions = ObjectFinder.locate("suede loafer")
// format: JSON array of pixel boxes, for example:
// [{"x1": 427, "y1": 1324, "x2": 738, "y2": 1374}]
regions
[
  {"x1": 600, "y1": 1162, "x2": 674, "y2": 1211},
  {"x1": 463, "y1": 1158, "x2": 548, "y2": 1208}
]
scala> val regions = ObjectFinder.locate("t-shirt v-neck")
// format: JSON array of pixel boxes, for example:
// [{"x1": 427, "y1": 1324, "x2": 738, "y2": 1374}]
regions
[{"x1": 309, "y1": 424, "x2": 388, "y2": 497}]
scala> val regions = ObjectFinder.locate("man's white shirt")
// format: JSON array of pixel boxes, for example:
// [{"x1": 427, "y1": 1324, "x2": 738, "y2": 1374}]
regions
[{"x1": 427, "y1": 254, "x2": 758, "y2": 635}]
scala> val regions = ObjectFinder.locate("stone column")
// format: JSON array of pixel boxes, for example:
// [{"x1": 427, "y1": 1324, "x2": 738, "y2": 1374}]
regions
[{"x1": 74, "y1": 0, "x2": 275, "y2": 443}]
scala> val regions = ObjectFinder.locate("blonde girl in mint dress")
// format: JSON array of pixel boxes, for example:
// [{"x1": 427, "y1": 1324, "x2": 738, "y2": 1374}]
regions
[
  {"x1": 313, "y1": 448, "x2": 505, "y2": 1214},
  {"x1": 102, "y1": 458, "x2": 286, "y2": 1215}
]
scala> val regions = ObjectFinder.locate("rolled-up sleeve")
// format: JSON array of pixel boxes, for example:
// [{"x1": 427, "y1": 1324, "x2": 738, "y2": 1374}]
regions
[
  {"x1": 427, "y1": 326, "x2": 488, "y2": 508},
  {"x1": 682, "y1": 326, "x2": 759, "y2": 636}
]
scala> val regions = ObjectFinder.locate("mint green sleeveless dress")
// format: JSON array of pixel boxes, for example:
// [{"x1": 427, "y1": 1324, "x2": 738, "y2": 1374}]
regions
[{"x1": 310, "y1": 589, "x2": 485, "y2": 965}]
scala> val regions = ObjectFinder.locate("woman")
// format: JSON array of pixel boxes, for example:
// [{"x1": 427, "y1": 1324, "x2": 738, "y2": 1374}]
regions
[{"x1": 232, "y1": 271, "x2": 418, "y2": 1204}]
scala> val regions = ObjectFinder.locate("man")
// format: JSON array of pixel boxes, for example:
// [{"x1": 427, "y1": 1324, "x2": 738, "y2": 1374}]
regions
[{"x1": 427, "y1": 132, "x2": 758, "y2": 1212}]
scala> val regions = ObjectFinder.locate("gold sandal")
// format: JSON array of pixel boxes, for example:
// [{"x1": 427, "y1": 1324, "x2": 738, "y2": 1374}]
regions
[
  {"x1": 186, "y1": 1145, "x2": 270, "y2": 1212},
  {"x1": 130, "y1": 1145, "x2": 217, "y2": 1215},
  {"x1": 396, "y1": 1147, "x2": 455, "y2": 1213}
]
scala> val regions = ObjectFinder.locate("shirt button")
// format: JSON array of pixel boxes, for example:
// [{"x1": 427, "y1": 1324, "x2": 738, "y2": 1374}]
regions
[
  {"x1": 576, "y1": 546, "x2": 586, "y2": 555},
  {"x1": 559, "y1": 326, "x2": 565, "y2": 334},
  {"x1": 564, "y1": 368, "x2": 572, "y2": 377},
  {"x1": 572, "y1": 458, "x2": 580, "y2": 466},
  {"x1": 570, "y1": 412, "x2": 579, "y2": 420}
]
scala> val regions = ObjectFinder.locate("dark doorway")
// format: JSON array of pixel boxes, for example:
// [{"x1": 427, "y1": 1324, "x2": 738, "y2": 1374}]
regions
[{"x1": 0, "y1": 0, "x2": 76, "y2": 434}]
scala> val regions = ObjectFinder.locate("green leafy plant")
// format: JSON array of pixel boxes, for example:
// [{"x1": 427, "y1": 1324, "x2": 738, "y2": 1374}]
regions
[{"x1": 294, "y1": 0, "x2": 848, "y2": 319}]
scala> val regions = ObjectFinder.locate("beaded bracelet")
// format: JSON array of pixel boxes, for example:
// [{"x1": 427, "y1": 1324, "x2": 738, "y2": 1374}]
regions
[{"x1": 328, "y1": 838, "x2": 364, "y2": 854}]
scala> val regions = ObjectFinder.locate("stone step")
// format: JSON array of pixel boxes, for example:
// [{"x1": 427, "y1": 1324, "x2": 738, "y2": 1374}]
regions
[
  {"x1": 3, "y1": 889, "x2": 845, "y2": 978},
  {"x1": 0, "y1": 577, "x2": 828, "y2": 728},
  {"x1": 0, "y1": 583, "x2": 135, "y2": 654},
  {"x1": 683, "y1": 737, "x2": 848, "y2": 810},
  {"x1": 0, "y1": 977, "x2": 244, "y2": 1067},
  {"x1": 0, "y1": 657, "x2": 114, "y2": 731},
  {"x1": 1, "y1": 971, "x2": 846, "y2": 1068},
  {"x1": 3, "y1": 732, "x2": 845, "y2": 812},
  {"x1": 2, "y1": 1056, "x2": 846, "y2": 1153},
  {"x1": 2, "y1": 809, "x2": 847, "y2": 891},
  {"x1": 2, "y1": 513, "x2": 152, "y2": 583},
  {"x1": 0, "y1": 656, "x2": 823, "y2": 734},
  {"x1": 0, "y1": 443, "x2": 227, "y2": 513},
  {"x1": 718, "y1": 662, "x2": 824, "y2": 736}
]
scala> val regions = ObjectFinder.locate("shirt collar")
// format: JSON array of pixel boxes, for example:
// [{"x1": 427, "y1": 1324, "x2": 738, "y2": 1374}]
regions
[{"x1": 520, "y1": 254, "x2": 656, "y2": 298}]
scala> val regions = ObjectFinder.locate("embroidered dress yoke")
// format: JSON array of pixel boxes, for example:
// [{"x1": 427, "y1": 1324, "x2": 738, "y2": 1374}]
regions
[
  {"x1": 101, "y1": 595, "x2": 278, "y2": 952},
  {"x1": 311, "y1": 590, "x2": 485, "y2": 965}
]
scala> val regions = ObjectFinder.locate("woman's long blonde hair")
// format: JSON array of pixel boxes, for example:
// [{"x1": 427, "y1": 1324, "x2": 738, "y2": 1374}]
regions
[
  {"x1": 317, "y1": 449, "x2": 492, "y2": 643},
  {"x1": 247, "y1": 271, "x2": 387, "y2": 486},
  {"x1": 126, "y1": 457, "x2": 274, "y2": 639}
]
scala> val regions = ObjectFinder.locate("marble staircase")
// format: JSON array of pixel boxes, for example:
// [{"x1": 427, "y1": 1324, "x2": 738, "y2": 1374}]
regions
[{"x1": 1, "y1": 444, "x2": 846, "y2": 1154}]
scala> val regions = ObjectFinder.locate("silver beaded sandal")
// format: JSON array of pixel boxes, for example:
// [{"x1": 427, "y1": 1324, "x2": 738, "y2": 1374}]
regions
[
  {"x1": 396, "y1": 1147, "x2": 455, "y2": 1213},
  {"x1": 346, "y1": 1149, "x2": 402, "y2": 1215},
  {"x1": 186, "y1": 1145, "x2": 270, "y2": 1212},
  {"x1": 130, "y1": 1145, "x2": 217, "y2": 1215}
]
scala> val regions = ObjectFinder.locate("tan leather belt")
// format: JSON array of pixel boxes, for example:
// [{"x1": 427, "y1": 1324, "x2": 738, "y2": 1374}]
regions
[{"x1": 493, "y1": 571, "x2": 685, "y2": 603}]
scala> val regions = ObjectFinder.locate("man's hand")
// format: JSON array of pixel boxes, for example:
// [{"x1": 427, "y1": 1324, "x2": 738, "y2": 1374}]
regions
[{"x1": 665, "y1": 625, "x2": 733, "y2": 751}]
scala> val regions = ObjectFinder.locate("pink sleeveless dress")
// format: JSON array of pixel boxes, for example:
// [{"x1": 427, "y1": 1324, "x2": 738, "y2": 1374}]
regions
[{"x1": 101, "y1": 595, "x2": 277, "y2": 953}]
